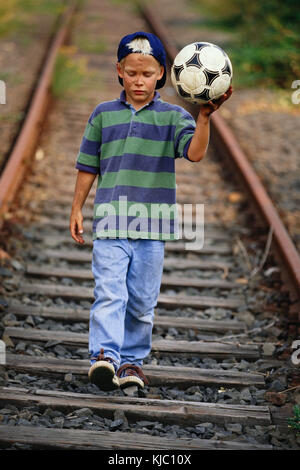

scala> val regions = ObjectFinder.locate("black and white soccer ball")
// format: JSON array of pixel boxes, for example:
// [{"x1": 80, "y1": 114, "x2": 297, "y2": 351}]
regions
[{"x1": 171, "y1": 42, "x2": 233, "y2": 105}]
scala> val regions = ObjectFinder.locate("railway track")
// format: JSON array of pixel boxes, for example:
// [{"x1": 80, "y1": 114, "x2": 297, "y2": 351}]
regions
[{"x1": 0, "y1": 0, "x2": 299, "y2": 452}]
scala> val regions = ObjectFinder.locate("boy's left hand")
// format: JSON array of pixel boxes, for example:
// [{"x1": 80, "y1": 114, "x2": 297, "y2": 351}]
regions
[{"x1": 199, "y1": 85, "x2": 233, "y2": 118}]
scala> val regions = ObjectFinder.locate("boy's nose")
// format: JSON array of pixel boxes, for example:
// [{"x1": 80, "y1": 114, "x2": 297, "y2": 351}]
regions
[{"x1": 135, "y1": 75, "x2": 143, "y2": 85}]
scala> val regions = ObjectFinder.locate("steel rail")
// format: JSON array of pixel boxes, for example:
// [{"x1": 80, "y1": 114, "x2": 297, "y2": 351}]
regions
[
  {"x1": 0, "y1": 3, "x2": 77, "y2": 222},
  {"x1": 140, "y1": 2, "x2": 300, "y2": 321}
]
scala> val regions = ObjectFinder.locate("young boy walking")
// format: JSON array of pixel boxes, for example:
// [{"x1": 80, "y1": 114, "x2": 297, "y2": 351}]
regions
[{"x1": 70, "y1": 31, "x2": 232, "y2": 393}]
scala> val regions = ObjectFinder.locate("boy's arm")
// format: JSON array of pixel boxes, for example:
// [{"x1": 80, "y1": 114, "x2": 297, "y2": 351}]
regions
[
  {"x1": 187, "y1": 86, "x2": 233, "y2": 162},
  {"x1": 70, "y1": 170, "x2": 97, "y2": 244}
]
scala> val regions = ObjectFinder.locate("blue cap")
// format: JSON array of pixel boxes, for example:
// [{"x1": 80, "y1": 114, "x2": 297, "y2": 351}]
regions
[{"x1": 117, "y1": 31, "x2": 167, "y2": 89}]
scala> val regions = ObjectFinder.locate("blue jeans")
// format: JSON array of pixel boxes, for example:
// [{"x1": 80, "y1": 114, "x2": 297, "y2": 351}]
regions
[{"x1": 89, "y1": 238, "x2": 165, "y2": 367}]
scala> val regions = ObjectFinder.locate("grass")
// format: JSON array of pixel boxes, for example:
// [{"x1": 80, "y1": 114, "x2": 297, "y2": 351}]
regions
[
  {"x1": 287, "y1": 405, "x2": 300, "y2": 434},
  {"x1": 74, "y1": 35, "x2": 108, "y2": 54},
  {"x1": 0, "y1": 111, "x2": 25, "y2": 124},
  {"x1": 0, "y1": 71, "x2": 24, "y2": 86},
  {"x1": 51, "y1": 46, "x2": 89, "y2": 99},
  {"x1": 0, "y1": 0, "x2": 65, "y2": 39}
]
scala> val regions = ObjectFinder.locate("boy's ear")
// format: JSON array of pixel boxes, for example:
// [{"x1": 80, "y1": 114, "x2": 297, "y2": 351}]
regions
[
  {"x1": 116, "y1": 62, "x2": 123, "y2": 78},
  {"x1": 157, "y1": 65, "x2": 164, "y2": 80}
]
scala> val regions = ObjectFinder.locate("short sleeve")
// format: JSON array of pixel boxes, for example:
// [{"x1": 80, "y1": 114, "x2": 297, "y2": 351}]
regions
[
  {"x1": 75, "y1": 107, "x2": 102, "y2": 174},
  {"x1": 174, "y1": 108, "x2": 196, "y2": 160}
]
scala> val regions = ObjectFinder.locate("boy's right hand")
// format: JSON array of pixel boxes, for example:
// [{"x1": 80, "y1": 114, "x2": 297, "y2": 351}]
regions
[{"x1": 70, "y1": 208, "x2": 85, "y2": 244}]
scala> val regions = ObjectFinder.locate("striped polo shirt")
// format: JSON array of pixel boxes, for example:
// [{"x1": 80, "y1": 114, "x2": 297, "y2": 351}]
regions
[{"x1": 75, "y1": 90, "x2": 196, "y2": 240}]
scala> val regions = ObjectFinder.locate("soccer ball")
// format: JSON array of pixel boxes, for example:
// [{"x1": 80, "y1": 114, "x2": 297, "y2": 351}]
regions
[{"x1": 171, "y1": 42, "x2": 233, "y2": 105}]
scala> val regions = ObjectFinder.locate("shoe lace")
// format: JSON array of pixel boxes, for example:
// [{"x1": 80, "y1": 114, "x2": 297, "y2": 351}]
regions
[
  {"x1": 96, "y1": 348, "x2": 116, "y2": 369},
  {"x1": 117, "y1": 363, "x2": 149, "y2": 385}
]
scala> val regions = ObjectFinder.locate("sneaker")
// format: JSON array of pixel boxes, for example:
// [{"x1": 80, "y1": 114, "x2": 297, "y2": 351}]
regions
[
  {"x1": 117, "y1": 364, "x2": 149, "y2": 390},
  {"x1": 88, "y1": 348, "x2": 119, "y2": 391}
]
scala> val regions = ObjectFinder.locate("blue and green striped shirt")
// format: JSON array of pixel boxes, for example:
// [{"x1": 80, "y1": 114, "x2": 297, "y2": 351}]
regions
[{"x1": 75, "y1": 90, "x2": 196, "y2": 240}]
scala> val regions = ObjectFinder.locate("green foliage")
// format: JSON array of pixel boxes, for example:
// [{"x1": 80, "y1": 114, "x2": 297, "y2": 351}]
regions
[
  {"x1": 0, "y1": 111, "x2": 25, "y2": 123},
  {"x1": 287, "y1": 405, "x2": 300, "y2": 434},
  {"x1": 0, "y1": 0, "x2": 65, "y2": 38},
  {"x1": 51, "y1": 46, "x2": 87, "y2": 99},
  {"x1": 191, "y1": 0, "x2": 300, "y2": 88},
  {"x1": 75, "y1": 36, "x2": 108, "y2": 54}
]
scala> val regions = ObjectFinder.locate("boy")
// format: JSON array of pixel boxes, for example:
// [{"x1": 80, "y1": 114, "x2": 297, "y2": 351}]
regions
[{"x1": 70, "y1": 31, "x2": 232, "y2": 393}]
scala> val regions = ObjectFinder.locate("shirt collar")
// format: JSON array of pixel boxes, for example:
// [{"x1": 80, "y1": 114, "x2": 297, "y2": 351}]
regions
[{"x1": 119, "y1": 90, "x2": 160, "y2": 107}]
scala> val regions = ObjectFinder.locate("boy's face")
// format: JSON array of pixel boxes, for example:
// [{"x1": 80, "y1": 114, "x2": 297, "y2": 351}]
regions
[{"x1": 117, "y1": 53, "x2": 164, "y2": 110}]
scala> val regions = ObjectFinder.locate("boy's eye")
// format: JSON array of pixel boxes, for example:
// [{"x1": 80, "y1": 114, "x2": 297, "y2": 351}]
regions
[{"x1": 125, "y1": 71, "x2": 154, "y2": 77}]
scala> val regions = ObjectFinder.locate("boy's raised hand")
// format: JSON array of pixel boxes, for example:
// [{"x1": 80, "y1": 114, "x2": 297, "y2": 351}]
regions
[{"x1": 199, "y1": 85, "x2": 233, "y2": 118}]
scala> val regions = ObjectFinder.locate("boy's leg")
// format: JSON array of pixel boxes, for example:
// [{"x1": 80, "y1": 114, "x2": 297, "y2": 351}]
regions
[
  {"x1": 119, "y1": 239, "x2": 165, "y2": 374},
  {"x1": 89, "y1": 238, "x2": 130, "y2": 367}
]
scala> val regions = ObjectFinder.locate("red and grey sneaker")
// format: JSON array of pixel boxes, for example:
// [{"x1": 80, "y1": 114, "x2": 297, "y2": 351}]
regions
[
  {"x1": 117, "y1": 364, "x2": 149, "y2": 390},
  {"x1": 88, "y1": 348, "x2": 119, "y2": 391}
]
